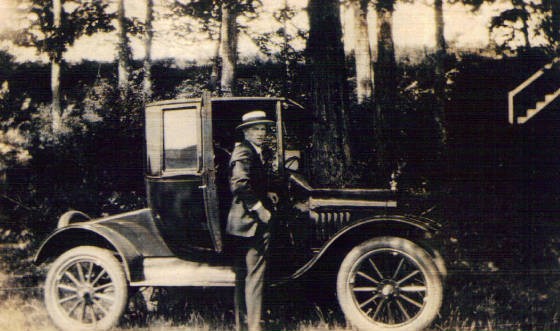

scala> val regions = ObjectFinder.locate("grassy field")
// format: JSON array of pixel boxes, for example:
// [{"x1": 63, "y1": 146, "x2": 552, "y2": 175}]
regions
[
  {"x1": 0, "y1": 280, "x2": 346, "y2": 331},
  {"x1": 0, "y1": 241, "x2": 348, "y2": 331},
  {"x1": 2, "y1": 241, "x2": 560, "y2": 331}
]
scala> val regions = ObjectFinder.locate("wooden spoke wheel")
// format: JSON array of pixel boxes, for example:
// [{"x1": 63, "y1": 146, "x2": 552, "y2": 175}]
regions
[
  {"x1": 337, "y1": 237, "x2": 443, "y2": 331},
  {"x1": 45, "y1": 246, "x2": 128, "y2": 331}
]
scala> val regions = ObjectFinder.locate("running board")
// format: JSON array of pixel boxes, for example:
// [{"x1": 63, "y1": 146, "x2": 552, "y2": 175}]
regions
[{"x1": 130, "y1": 257, "x2": 235, "y2": 287}]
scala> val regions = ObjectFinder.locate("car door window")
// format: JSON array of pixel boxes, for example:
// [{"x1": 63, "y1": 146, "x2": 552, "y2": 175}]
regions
[{"x1": 163, "y1": 108, "x2": 199, "y2": 171}]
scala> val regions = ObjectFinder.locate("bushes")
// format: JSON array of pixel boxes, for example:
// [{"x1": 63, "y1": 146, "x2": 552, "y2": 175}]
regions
[{"x1": 1, "y1": 75, "x2": 146, "y2": 238}]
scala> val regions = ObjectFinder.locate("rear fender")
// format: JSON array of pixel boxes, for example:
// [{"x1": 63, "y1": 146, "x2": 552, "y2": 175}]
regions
[
  {"x1": 290, "y1": 214, "x2": 446, "y2": 280},
  {"x1": 34, "y1": 226, "x2": 143, "y2": 282}
]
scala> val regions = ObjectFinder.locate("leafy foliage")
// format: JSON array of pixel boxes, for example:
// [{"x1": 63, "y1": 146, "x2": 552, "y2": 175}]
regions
[
  {"x1": 0, "y1": 128, "x2": 31, "y2": 174},
  {"x1": 0, "y1": 62, "x2": 146, "y2": 236},
  {"x1": 249, "y1": 4, "x2": 306, "y2": 59},
  {"x1": 0, "y1": 82, "x2": 31, "y2": 174},
  {"x1": 169, "y1": 0, "x2": 262, "y2": 39},
  {"x1": 489, "y1": 4, "x2": 533, "y2": 50},
  {"x1": 10, "y1": 0, "x2": 114, "y2": 61},
  {"x1": 535, "y1": 0, "x2": 560, "y2": 52}
]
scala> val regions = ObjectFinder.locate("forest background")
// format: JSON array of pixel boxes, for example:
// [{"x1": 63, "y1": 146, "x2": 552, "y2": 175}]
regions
[{"x1": 2, "y1": 0, "x2": 560, "y2": 330}]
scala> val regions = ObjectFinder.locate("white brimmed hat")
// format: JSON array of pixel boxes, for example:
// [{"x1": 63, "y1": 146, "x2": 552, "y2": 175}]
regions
[{"x1": 236, "y1": 110, "x2": 274, "y2": 130}]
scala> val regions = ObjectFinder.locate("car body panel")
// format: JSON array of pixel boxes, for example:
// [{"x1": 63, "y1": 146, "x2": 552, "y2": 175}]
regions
[
  {"x1": 34, "y1": 208, "x2": 173, "y2": 282},
  {"x1": 146, "y1": 176, "x2": 215, "y2": 254},
  {"x1": 200, "y1": 92, "x2": 223, "y2": 252},
  {"x1": 288, "y1": 214, "x2": 442, "y2": 281}
]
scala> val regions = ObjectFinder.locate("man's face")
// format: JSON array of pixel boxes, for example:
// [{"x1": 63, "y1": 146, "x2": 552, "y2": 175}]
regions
[{"x1": 244, "y1": 124, "x2": 267, "y2": 146}]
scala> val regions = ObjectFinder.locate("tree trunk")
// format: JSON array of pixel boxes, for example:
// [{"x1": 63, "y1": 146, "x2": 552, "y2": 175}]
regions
[
  {"x1": 51, "y1": 0, "x2": 62, "y2": 134},
  {"x1": 220, "y1": 1, "x2": 238, "y2": 96},
  {"x1": 209, "y1": 33, "x2": 221, "y2": 92},
  {"x1": 434, "y1": 0, "x2": 446, "y2": 56},
  {"x1": 349, "y1": 0, "x2": 373, "y2": 104},
  {"x1": 117, "y1": 0, "x2": 130, "y2": 92},
  {"x1": 375, "y1": 0, "x2": 396, "y2": 96},
  {"x1": 143, "y1": 0, "x2": 154, "y2": 99},
  {"x1": 521, "y1": 15, "x2": 531, "y2": 49},
  {"x1": 511, "y1": 0, "x2": 531, "y2": 49},
  {"x1": 306, "y1": 0, "x2": 351, "y2": 187},
  {"x1": 0, "y1": 169, "x2": 5, "y2": 190},
  {"x1": 281, "y1": 0, "x2": 290, "y2": 96},
  {"x1": 374, "y1": 0, "x2": 397, "y2": 182},
  {"x1": 434, "y1": 0, "x2": 447, "y2": 144},
  {"x1": 51, "y1": 58, "x2": 62, "y2": 133}
]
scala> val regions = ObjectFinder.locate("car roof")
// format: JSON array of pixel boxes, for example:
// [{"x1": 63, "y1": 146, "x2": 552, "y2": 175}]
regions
[{"x1": 147, "y1": 96, "x2": 304, "y2": 109}]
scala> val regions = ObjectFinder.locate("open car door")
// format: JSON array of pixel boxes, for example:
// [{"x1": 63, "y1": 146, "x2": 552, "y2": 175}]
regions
[{"x1": 201, "y1": 92, "x2": 223, "y2": 252}]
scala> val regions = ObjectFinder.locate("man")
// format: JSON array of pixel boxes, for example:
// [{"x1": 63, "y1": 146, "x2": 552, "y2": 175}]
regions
[{"x1": 227, "y1": 110, "x2": 279, "y2": 331}]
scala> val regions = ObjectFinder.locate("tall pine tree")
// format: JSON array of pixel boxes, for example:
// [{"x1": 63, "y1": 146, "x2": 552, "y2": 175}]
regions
[{"x1": 306, "y1": 0, "x2": 351, "y2": 186}]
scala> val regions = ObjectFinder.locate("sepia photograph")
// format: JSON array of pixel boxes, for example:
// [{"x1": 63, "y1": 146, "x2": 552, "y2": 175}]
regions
[{"x1": 0, "y1": 0, "x2": 559, "y2": 330}]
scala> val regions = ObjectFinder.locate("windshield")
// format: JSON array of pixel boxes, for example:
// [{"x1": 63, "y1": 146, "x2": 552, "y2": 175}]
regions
[{"x1": 282, "y1": 104, "x2": 312, "y2": 173}]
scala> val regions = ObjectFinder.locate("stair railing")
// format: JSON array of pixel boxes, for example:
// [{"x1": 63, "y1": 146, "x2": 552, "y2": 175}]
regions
[{"x1": 508, "y1": 57, "x2": 560, "y2": 125}]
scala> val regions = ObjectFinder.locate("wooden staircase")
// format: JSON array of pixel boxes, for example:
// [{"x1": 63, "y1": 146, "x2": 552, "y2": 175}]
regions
[{"x1": 509, "y1": 58, "x2": 560, "y2": 125}]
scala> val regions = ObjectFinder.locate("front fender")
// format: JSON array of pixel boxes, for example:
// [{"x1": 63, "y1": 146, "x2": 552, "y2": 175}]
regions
[
  {"x1": 289, "y1": 214, "x2": 445, "y2": 280},
  {"x1": 34, "y1": 225, "x2": 143, "y2": 282}
]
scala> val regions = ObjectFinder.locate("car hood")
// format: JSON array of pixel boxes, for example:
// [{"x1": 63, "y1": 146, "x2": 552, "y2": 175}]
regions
[{"x1": 289, "y1": 173, "x2": 397, "y2": 210}]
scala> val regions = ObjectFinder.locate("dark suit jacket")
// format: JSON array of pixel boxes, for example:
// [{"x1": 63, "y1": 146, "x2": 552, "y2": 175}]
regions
[{"x1": 226, "y1": 140, "x2": 270, "y2": 237}]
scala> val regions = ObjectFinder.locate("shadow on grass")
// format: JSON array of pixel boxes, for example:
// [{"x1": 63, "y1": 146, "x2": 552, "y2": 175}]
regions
[
  {"x1": 437, "y1": 270, "x2": 560, "y2": 331},
  {"x1": 121, "y1": 282, "x2": 346, "y2": 331}
]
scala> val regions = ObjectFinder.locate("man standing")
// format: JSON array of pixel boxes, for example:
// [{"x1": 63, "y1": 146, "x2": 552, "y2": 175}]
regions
[{"x1": 227, "y1": 110, "x2": 278, "y2": 331}]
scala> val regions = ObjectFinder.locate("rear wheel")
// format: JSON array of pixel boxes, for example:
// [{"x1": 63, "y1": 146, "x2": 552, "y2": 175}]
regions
[
  {"x1": 337, "y1": 237, "x2": 442, "y2": 331},
  {"x1": 45, "y1": 246, "x2": 128, "y2": 331}
]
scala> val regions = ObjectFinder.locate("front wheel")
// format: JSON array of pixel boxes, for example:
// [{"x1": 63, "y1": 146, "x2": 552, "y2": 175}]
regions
[
  {"x1": 44, "y1": 246, "x2": 128, "y2": 331},
  {"x1": 337, "y1": 237, "x2": 443, "y2": 331}
]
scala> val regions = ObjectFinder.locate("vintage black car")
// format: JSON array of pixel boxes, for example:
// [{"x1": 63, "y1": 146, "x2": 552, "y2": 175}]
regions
[{"x1": 35, "y1": 94, "x2": 447, "y2": 331}]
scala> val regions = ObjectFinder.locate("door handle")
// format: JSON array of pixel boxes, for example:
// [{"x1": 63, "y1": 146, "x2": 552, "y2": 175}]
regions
[{"x1": 198, "y1": 185, "x2": 207, "y2": 189}]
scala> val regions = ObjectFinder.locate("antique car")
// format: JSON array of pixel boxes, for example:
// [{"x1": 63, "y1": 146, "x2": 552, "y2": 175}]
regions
[{"x1": 35, "y1": 93, "x2": 447, "y2": 331}]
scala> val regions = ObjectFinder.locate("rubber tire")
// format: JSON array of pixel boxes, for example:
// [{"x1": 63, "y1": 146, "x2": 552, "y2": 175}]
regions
[
  {"x1": 44, "y1": 246, "x2": 128, "y2": 331},
  {"x1": 336, "y1": 237, "x2": 443, "y2": 331}
]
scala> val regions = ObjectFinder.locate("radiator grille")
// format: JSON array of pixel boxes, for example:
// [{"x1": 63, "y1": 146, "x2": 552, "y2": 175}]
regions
[{"x1": 312, "y1": 211, "x2": 352, "y2": 241}]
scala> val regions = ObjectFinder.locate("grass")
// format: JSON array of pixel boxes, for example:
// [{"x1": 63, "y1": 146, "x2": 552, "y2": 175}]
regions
[
  {"x1": 0, "y1": 241, "x2": 348, "y2": 331},
  {"x1": 0, "y1": 281, "x2": 347, "y2": 331},
  {"x1": 2, "y1": 240, "x2": 560, "y2": 331},
  {"x1": 0, "y1": 296, "x2": 58, "y2": 331}
]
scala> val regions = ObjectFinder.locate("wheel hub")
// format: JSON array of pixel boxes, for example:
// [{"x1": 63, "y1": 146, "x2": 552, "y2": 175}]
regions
[
  {"x1": 78, "y1": 285, "x2": 94, "y2": 303},
  {"x1": 381, "y1": 283, "x2": 395, "y2": 296},
  {"x1": 378, "y1": 280, "x2": 399, "y2": 298}
]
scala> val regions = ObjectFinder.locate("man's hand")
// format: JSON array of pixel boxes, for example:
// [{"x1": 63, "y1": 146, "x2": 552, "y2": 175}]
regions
[
  {"x1": 267, "y1": 192, "x2": 279, "y2": 205},
  {"x1": 255, "y1": 205, "x2": 272, "y2": 223}
]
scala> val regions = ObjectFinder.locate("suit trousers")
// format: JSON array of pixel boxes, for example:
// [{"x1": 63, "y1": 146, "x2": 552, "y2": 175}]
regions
[{"x1": 233, "y1": 225, "x2": 270, "y2": 331}]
